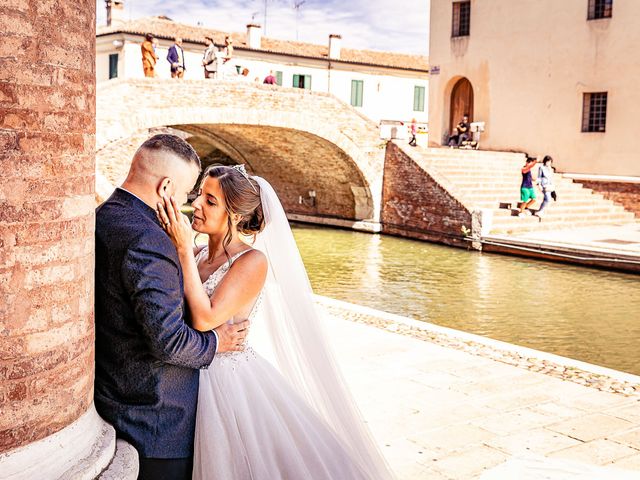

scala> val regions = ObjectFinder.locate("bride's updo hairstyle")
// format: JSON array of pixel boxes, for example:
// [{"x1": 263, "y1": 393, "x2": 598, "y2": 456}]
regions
[{"x1": 201, "y1": 164, "x2": 265, "y2": 256}]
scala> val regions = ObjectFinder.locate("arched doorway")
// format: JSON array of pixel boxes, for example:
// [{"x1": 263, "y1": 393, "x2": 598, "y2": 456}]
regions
[{"x1": 449, "y1": 77, "x2": 474, "y2": 134}]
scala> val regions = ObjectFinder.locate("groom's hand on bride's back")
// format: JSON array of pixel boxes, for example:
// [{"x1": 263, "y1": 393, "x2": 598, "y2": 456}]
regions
[{"x1": 215, "y1": 320, "x2": 250, "y2": 353}]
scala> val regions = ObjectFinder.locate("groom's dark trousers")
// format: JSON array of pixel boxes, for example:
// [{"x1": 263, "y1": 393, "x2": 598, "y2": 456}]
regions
[{"x1": 94, "y1": 189, "x2": 217, "y2": 479}]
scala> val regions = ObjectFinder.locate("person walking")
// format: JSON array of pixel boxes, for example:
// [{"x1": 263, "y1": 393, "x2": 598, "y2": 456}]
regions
[
  {"x1": 518, "y1": 156, "x2": 538, "y2": 217},
  {"x1": 202, "y1": 37, "x2": 217, "y2": 79},
  {"x1": 408, "y1": 118, "x2": 418, "y2": 147},
  {"x1": 167, "y1": 37, "x2": 186, "y2": 78},
  {"x1": 141, "y1": 33, "x2": 158, "y2": 78},
  {"x1": 535, "y1": 155, "x2": 556, "y2": 219}
]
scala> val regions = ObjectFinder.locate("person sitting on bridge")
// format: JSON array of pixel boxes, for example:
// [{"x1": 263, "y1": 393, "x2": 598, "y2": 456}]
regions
[
  {"x1": 447, "y1": 114, "x2": 470, "y2": 147},
  {"x1": 518, "y1": 156, "x2": 538, "y2": 217}
]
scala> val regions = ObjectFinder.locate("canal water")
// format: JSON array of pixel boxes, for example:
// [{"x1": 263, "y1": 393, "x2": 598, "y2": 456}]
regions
[{"x1": 291, "y1": 224, "x2": 640, "y2": 376}]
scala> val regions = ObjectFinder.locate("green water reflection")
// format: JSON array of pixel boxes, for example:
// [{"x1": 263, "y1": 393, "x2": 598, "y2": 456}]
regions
[{"x1": 292, "y1": 224, "x2": 640, "y2": 376}]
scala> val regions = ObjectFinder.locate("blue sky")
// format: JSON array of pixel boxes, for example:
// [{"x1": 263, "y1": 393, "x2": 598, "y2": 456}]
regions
[{"x1": 97, "y1": 0, "x2": 430, "y2": 56}]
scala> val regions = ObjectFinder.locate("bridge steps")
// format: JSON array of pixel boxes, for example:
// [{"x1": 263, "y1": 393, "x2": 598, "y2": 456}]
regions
[{"x1": 393, "y1": 143, "x2": 638, "y2": 237}]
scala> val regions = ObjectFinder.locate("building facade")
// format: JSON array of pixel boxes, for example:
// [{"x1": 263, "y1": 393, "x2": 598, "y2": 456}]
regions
[
  {"x1": 97, "y1": 3, "x2": 429, "y2": 125},
  {"x1": 428, "y1": 0, "x2": 640, "y2": 178}
]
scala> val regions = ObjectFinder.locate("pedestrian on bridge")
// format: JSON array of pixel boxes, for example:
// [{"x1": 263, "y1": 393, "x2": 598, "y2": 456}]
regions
[
  {"x1": 202, "y1": 37, "x2": 217, "y2": 79},
  {"x1": 167, "y1": 37, "x2": 185, "y2": 79},
  {"x1": 141, "y1": 33, "x2": 158, "y2": 78}
]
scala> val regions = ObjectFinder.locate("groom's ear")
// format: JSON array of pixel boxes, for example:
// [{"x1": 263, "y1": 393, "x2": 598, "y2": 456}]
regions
[{"x1": 157, "y1": 177, "x2": 171, "y2": 197}]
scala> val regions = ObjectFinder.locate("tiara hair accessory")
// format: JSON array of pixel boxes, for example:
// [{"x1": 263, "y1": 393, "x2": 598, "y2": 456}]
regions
[{"x1": 231, "y1": 164, "x2": 258, "y2": 193}]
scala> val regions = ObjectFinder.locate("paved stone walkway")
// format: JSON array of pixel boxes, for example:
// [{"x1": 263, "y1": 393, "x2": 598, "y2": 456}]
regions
[
  {"x1": 319, "y1": 300, "x2": 640, "y2": 479},
  {"x1": 511, "y1": 223, "x2": 640, "y2": 255}
]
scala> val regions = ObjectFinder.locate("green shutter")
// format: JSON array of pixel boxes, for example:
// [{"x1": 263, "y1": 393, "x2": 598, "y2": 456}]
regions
[
  {"x1": 109, "y1": 53, "x2": 118, "y2": 79},
  {"x1": 293, "y1": 74, "x2": 312, "y2": 89},
  {"x1": 276, "y1": 71, "x2": 283, "y2": 86},
  {"x1": 351, "y1": 80, "x2": 363, "y2": 107},
  {"x1": 413, "y1": 86, "x2": 425, "y2": 111}
]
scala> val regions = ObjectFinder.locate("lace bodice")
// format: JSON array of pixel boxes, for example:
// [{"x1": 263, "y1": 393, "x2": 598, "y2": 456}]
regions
[
  {"x1": 197, "y1": 246, "x2": 264, "y2": 323},
  {"x1": 196, "y1": 247, "x2": 263, "y2": 367}
]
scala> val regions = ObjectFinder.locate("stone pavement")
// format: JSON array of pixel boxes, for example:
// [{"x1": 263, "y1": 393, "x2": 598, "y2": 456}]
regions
[
  {"x1": 510, "y1": 223, "x2": 640, "y2": 255},
  {"x1": 482, "y1": 222, "x2": 640, "y2": 273},
  {"x1": 317, "y1": 298, "x2": 640, "y2": 479}
]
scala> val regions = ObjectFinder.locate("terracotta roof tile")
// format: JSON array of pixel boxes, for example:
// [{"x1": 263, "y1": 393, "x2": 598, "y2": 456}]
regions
[{"x1": 97, "y1": 16, "x2": 429, "y2": 72}]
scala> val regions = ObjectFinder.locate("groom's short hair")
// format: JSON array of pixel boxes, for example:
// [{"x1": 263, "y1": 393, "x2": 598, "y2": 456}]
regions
[{"x1": 137, "y1": 134, "x2": 201, "y2": 170}]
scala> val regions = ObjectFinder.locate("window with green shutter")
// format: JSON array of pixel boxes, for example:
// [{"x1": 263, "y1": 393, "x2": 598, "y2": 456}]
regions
[
  {"x1": 413, "y1": 86, "x2": 425, "y2": 111},
  {"x1": 109, "y1": 53, "x2": 118, "y2": 79},
  {"x1": 350, "y1": 80, "x2": 364, "y2": 107},
  {"x1": 293, "y1": 74, "x2": 312, "y2": 89},
  {"x1": 276, "y1": 71, "x2": 283, "y2": 86}
]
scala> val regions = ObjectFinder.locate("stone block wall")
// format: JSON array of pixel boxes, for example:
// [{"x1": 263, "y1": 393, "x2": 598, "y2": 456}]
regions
[
  {"x1": 381, "y1": 142, "x2": 472, "y2": 247},
  {"x1": 0, "y1": 0, "x2": 96, "y2": 453}
]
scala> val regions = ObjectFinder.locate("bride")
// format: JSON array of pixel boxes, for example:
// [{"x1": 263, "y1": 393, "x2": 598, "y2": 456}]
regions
[{"x1": 157, "y1": 164, "x2": 394, "y2": 479}]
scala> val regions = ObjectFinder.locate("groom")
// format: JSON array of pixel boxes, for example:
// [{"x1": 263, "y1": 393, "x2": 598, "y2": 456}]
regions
[{"x1": 94, "y1": 134, "x2": 249, "y2": 480}]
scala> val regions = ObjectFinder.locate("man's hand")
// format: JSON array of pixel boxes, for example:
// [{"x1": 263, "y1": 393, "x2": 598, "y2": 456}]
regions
[{"x1": 215, "y1": 320, "x2": 250, "y2": 353}]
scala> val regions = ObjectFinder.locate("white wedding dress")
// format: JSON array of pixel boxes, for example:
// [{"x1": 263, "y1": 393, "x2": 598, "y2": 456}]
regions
[{"x1": 192, "y1": 247, "x2": 372, "y2": 480}]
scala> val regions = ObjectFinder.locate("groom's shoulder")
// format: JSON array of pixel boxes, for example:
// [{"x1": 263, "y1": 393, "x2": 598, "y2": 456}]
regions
[{"x1": 96, "y1": 196, "x2": 175, "y2": 258}]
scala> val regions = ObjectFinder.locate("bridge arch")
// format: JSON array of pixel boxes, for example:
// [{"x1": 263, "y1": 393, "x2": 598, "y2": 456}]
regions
[{"x1": 96, "y1": 79, "x2": 386, "y2": 226}]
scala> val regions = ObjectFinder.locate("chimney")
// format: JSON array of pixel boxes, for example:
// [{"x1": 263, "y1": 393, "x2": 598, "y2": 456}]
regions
[
  {"x1": 328, "y1": 34, "x2": 342, "y2": 60},
  {"x1": 247, "y1": 24, "x2": 262, "y2": 49},
  {"x1": 106, "y1": 0, "x2": 125, "y2": 26}
]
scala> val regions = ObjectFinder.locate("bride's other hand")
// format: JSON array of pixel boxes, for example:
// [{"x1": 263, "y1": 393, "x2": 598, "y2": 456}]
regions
[{"x1": 157, "y1": 195, "x2": 193, "y2": 253}]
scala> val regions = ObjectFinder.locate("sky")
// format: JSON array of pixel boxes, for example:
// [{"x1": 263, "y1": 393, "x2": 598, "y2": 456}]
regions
[{"x1": 96, "y1": 0, "x2": 430, "y2": 56}]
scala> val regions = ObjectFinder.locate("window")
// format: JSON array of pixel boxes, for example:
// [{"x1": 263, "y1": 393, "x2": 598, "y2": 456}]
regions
[
  {"x1": 350, "y1": 80, "x2": 364, "y2": 107},
  {"x1": 293, "y1": 74, "x2": 311, "y2": 89},
  {"x1": 582, "y1": 92, "x2": 607, "y2": 132},
  {"x1": 588, "y1": 0, "x2": 613, "y2": 20},
  {"x1": 452, "y1": 1, "x2": 471, "y2": 37},
  {"x1": 109, "y1": 53, "x2": 118, "y2": 79},
  {"x1": 413, "y1": 86, "x2": 426, "y2": 112},
  {"x1": 275, "y1": 71, "x2": 283, "y2": 86}
]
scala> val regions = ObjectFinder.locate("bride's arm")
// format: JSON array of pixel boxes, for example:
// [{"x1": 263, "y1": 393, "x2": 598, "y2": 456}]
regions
[
  {"x1": 191, "y1": 251, "x2": 267, "y2": 331},
  {"x1": 157, "y1": 195, "x2": 267, "y2": 331}
]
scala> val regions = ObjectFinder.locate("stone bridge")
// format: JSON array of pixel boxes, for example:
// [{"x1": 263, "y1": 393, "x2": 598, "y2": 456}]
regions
[{"x1": 96, "y1": 78, "x2": 387, "y2": 228}]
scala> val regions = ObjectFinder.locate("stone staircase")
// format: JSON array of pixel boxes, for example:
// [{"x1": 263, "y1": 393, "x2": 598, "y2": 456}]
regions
[{"x1": 404, "y1": 146, "x2": 637, "y2": 236}]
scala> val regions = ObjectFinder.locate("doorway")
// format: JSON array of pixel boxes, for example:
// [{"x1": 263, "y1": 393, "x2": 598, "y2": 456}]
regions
[{"x1": 449, "y1": 78, "x2": 474, "y2": 134}]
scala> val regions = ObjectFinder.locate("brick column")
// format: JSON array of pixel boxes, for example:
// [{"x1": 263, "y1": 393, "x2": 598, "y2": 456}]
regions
[{"x1": 0, "y1": 0, "x2": 105, "y2": 469}]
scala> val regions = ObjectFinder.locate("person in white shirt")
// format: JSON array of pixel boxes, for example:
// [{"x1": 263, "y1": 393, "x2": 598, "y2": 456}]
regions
[{"x1": 202, "y1": 37, "x2": 217, "y2": 79}]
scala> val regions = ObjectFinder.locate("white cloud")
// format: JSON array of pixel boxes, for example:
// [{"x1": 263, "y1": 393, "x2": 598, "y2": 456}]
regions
[{"x1": 96, "y1": 0, "x2": 429, "y2": 55}]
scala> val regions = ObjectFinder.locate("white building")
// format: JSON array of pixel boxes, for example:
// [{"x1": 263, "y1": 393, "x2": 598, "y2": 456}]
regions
[{"x1": 96, "y1": 2, "x2": 429, "y2": 125}]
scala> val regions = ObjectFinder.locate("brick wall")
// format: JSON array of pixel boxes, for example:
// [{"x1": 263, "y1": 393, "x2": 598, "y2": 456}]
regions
[
  {"x1": 579, "y1": 180, "x2": 640, "y2": 218},
  {"x1": 0, "y1": 0, "x2": 96, "y2": 453},
  {"x1": 381, "y1": 142, "x2": 472, "y2": 247}
]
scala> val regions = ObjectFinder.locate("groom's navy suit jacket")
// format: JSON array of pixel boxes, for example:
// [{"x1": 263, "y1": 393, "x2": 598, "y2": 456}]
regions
[{"x1": 94, "y1": 188, "x2": 217, "y2": 459}]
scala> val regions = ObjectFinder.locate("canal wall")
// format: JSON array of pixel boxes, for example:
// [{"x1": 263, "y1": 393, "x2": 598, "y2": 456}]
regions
[{"x1": 381, "y1": 141, "x2": 473, "y2": 247}]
